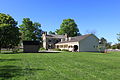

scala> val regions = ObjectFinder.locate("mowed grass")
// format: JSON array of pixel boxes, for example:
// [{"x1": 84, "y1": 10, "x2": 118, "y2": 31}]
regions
[{"x1": 0, "y1": 52, "x2": 120, "y2": 80}]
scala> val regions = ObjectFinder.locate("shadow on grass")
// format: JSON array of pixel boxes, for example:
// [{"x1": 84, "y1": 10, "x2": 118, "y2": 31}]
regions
[
  {"x1": 34, "y1": 52, "x2": 61, "y2": 53},
  {"x1": 0, "y1": 52, "x2": 20, "y2": 54},
  {"x1": 0, "y1": 51, "x2": 61, "y2": 54},
  {"x1": 0, "y1": 65, "x2": 45, "y2": 80},
  {"x1": 19, "y1": 51, "x2": 61, "y2": 54},
  {"x1": 0, "y1": 59, "x2": 21, "y2": 62}
]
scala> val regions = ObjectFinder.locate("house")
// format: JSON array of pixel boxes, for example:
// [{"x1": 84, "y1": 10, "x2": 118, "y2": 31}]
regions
[
  {"x1": 42, "y1": 32, "x2": 67, "y2": 49},
  {"x1": 55, "y1": 34, "x2": 99, "y2": 52},
  {"x1": 42, "y1": 32, "x2": 99, "y2": 52}
]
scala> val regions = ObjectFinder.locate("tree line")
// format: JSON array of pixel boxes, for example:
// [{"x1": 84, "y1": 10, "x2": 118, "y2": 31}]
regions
[
  {"x1": 99, "y1": 37, "x2": 120, "y2": 49},
  {"x1": 0, "y1": 13, "x2": 120, "y2": 52}
]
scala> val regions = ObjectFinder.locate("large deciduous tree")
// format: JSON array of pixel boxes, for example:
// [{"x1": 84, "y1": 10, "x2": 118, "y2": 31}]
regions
[
  {"x1": 56, "y1": 19, "x2": 80, "y2": 37},
  {"x1": 0, "y1": 13, "x2": 20, "y2": 52},
  {"x1": 19, "y1": 18, "x2": 42, "y2": 41}
]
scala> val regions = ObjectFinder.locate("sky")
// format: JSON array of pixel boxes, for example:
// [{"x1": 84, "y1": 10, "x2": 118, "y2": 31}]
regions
[{"x1": 0, "y1": 0, "x2": 120, "y2": 44}]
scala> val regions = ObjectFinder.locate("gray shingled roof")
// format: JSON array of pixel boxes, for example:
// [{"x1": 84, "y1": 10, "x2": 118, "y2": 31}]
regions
[
  {"x1": 56, "y1": 34, "x2": 92, "y2": 44},
  {"x1": 46, "y1": 34, "x2": 66, "y2": 38}
]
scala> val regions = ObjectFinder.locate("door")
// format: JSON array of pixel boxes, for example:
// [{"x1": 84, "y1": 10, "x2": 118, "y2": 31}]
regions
[{"x1": 74, "y1": 45, "x2": 78, "y2": 52}]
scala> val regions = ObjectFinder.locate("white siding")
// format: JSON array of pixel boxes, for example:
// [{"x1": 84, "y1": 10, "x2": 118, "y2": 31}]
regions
[
  {"x1": 56, "y1": 42, "x2": 79, "y2": 51},
  {"x1": 42, "y1": 34, "x2": 47, "y2": 49},
  {"x1": 79, "y1": 35, "x2": 99, "y2": 52}
]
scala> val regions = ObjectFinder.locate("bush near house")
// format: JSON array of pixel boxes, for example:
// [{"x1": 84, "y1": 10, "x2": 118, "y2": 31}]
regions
[
  {"x1": 39, "y1": 47, "x2": 46, "y2": 51},
  {"x1": 53, "y1": 48, "x2": 61, "y2": 51},
  {"x1": 61, "y1": 49, "x2": 69, "y2": 52}
]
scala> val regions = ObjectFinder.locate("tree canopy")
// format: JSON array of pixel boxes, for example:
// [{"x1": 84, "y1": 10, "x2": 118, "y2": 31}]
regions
[
  {"x1": 0, "y1": 13, "x2": 20, "y2": 50},
  {"x1": 49, "y1": 31, "x2": 55, "y2": 35},
  {"x1": 99, "y1": 37, "x2": 107, "y2": 44},
  {"x1": 117, "y1": 33, "x2": 120, "y2": 42},
  {"x1": 19, "y1": 18, "x2": 42, "y2": 41},
  {"x1": 99, "y1": 37, "x2": 112, "y2": 49},
  {"x1": 56, "y1": 19, "x2": 80, "y2": 37}
]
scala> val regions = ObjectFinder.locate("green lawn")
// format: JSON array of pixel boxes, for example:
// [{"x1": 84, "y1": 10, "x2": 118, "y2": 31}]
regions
[{"x1": 0, "y1": 52, "x2": 120, "y2": 80}]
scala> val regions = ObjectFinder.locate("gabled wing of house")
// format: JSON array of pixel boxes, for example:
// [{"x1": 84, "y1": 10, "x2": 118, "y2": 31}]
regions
[{"x1": 55, "y1": 34, "x2": 99, "y2": 52}]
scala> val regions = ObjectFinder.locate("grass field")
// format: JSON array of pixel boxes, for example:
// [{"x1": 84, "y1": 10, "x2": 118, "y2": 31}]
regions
[{"x1": 0, "y1": 52, "x2": 120, "y2": 80}]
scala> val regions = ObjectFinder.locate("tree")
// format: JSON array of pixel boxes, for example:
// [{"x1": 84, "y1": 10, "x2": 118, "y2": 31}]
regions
[
  {"x1": 111, "y1": 45, "x2": 117, "y2": 49},
  {"x1": 56, "y1": 19, "x2": 80, "y2": 37},
  {"x1": 19, "y1": 18, "x2": 42, "y2": 41},
  {"x1": 98, "y1": 37, "x2": 107, "y2": 52},
  {"x1": 116, "y1": 43, "x2": 120, "y2": 49},
  {"x1": 99, "y1": 37, "x2": 107, "y2": 45},
  {"x1": 117, "y1": 33, "x2": 120, "y2": 42},
  {"x1": 106, "y1": 42, "x2": 112, "y2": 49},
  {"x1": 49, "y1": 31, "x2": 55, "y2": 35},
  {"x1": 111, "y1": 43, "x2": 120, "y2": 49},
  {"x1": 99, "y1": 37, "x2": 112, "y2": 49},
  {"x1": 0, "y1": 13, "x2": 20, "y2": 52}
]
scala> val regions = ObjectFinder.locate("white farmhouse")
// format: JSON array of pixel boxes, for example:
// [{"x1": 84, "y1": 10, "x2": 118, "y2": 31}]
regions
[
  {"x1": 42, "y1": 32, "x2": 99, "y2": 52},
  {"x1": 55, "y1": 34, "x2": 99, "y2": 52}
]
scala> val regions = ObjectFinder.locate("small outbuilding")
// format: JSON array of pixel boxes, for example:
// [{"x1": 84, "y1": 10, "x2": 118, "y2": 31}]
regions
[{"x1": 23, "y1": 41, "x2": 40, "y2": 53}]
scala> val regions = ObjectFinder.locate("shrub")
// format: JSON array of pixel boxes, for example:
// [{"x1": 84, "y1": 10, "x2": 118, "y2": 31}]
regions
[
  {"x1": 40, "y1": 47, "x2": 46, "y2": 51},
  {"x1": 111, "y1": 45, "x2": 117, "y2": 49},
  {"x1": 53, "y1": 48, "x2": 61, "y2": 51},
  {"x1": 61, "y1": 49, "x2": 69, "y2": 52},
  {"x1": 12, "y1": 48, "x2": 19, "y2": 53}
]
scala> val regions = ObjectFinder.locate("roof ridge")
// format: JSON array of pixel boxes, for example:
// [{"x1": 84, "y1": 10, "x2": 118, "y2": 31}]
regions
[{"x1": 56, "y1": 34, "x2": 93, "y2": 44}]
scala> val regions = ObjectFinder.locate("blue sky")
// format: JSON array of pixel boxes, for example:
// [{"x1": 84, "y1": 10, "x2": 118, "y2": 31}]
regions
[{"x1": 0, "y1": 0, "x2": 120, "y2": 44}]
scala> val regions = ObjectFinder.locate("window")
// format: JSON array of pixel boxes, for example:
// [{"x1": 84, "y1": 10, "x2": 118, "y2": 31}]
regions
[
  {"x1": 57, "y1": 45, "x2": 59, "y2": 48},
  {"x1": 48, "y1": 44, "x2": 52, "y2": 49},
  {"x1": 93, "y1": 45, "x2": 96, "y2": 48},
  {"x1": 64, "y1": 45, "x2": 68, "y2": 48},
  {"x1": 48, "y1": 39, "x2": 51, "y2": 42}
]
